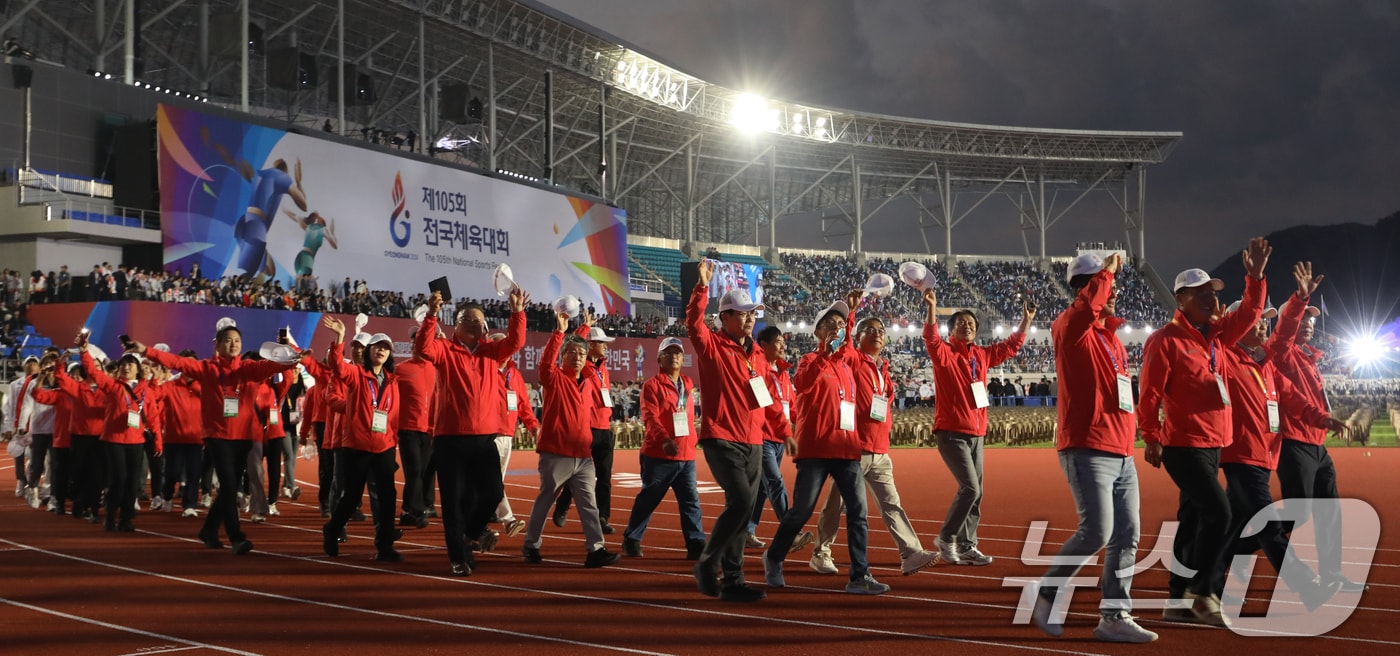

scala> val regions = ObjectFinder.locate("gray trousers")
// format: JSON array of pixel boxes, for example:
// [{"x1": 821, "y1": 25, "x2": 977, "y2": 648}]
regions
[
  {"x1": 524, "y1": 453, "x2": 604, "y2": 553},
  {"x1": 814, "y1": 452, "x2": 926, "y2": 559},
  {"x1": 936, "y1": 430, "x2": 984, "y2": 548}
]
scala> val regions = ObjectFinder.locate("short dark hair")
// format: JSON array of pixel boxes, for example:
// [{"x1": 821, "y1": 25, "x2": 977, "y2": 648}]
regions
[
  {"x1": 456, "y1": 302, "x2": 485, "y2": 324},
  {"x1": 855, "y1": 316, "x2": 884, "y2": 334},
  {"x1": 216, "y1": 325, "x2": 242, "y2": 342},
  {"x1": 756, "y1": 326, "x2": 783, "y2": 344},
  {"x1": 947, "y1": 310, "x2": 978, "y2": 333},
  {"x1": 1068, "y1": 274, "x2": 1094, "y2": 291}
]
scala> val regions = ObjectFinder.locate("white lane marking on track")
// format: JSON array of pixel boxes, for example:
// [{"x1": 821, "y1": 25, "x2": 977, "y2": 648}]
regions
[{"x1": 0, "y1": 596, "x2": 262, "y2": 656}]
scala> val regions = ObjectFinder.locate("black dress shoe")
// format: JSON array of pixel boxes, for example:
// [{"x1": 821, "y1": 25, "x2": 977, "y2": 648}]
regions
[
  {"x1": 322, "y1": 523, "x2": 340, "y2": 557},
  {"x1": 117, "y1": 520, "x2": 135, "y2": 532},
  {"x1": 450, "y1": 561, "x2": 472, "y2": 576},
  {"x1": 350, "y1": 509, "x2": 367, "y2": 522},
  {"x1": 338, "y1": 527, "x2": 348, "y2": 543},
  {"x1": 398, "y1": 513, "x2": 418, "y2": 527},
  {"x1": 600, "y1": 521, "x2": 615, "y2": 535},
  {"x1": 719, "y1": 583, "x2": 767, "y2": 602},
  {"x1": 693, "y1": 562, "x2": 719, "y2": 597},
  {"x1": 584, "y1": 548, "x2": 620, "y2": 568},
  {"x1": 231, "y1": 540, "x2": 254, "y2": 556},
  {"x1": 623, "y1": 538, "x2": 643, "y2": 557},
  {"x1": 199, "y1": 527, "x2": 225, "y2": 549},
  {"x1": 415, "y1": 515, "x2": 430, "y2": 529},
  {"x1": 374, "y1": 549, "x2": 404, "y2": 563},
  {"x1": 686, "y1": 540, "x2": 705, "y2": 561},
  {"x1": 1326, "y1": 576, "x2": 1370, "y2": 592},
  {"x1": 425, "y1": 507, "x2": 438, "y2": 518},
  {"x1": 523, "y1": 546, "x2": 542, "y2": 564}
]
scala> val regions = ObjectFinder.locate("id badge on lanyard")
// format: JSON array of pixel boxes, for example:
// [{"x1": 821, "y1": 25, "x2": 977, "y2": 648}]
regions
[
  {"x1": 839, "y1": 401, "x2": 856, "y2": 431},
  {"x1": 599, "y1": 387, "x2": 614, "y2": 408},
  {"x1": 1215, "y1": 374, "x2": 1231, "y2": 408},
  {"x1": 371, "y1": 410, "x2": 388, "y2": 433},
  {"x1": 781, "y1": 401, "x2": 791, "y2": 421},
  {"x1": 970, "y1": 381, "x2": 990, "y2": 409},
  {"x1": 1116, "y1": 374, "x2": 1135, "y2": 413},
  {"x1": 127, "y1": 410, "x2": 141, "y2": 428},
  {"x1": 506, "y1": 390, "x2": 519, "y2": 412},
  {"x1": 1266, "y1": 400, "x2": 1280, "y2": 432},
  {"x1": 749, "y1": 375, "x2": 774, "y2": 408},
  {"x1": 870, "y1": 395, "x2": 889, "y2": 421},
  {"x1": 268, "y1": 410, "x2": 279, "y2": 425},
  {"x1": 223, "y1": 397, "x2": 239, "y2": 417},
  {"x1": 672, "y1": 411, "x2": 690, "y2": 437}
]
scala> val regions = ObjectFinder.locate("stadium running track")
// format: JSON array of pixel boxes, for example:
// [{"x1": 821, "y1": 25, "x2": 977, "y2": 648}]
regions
[{"x1": 2, "y1": 447, "x2": 1397, "y2": 655}]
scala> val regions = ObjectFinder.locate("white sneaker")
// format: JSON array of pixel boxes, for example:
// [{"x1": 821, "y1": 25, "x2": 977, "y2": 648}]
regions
[
  {"x1": 504, "y1": 518, "x2": 527, "y2": 537},
  {"x1": 1031, "y1": 593, "x2": 1063, "y2": 637},
  {"x1": 250, "y1": 513, "x2": 266, "y2": 524},
  {"x1": 1189, "y1": 593, "x2": 1231, "y2": 627},
  {"x1": 27, "y1": 487, "x2": 41, "y2": 509},
  {"x1": 46, "y1": 498, "x2": 57, "y2": 512},
  {"x1": 181, "y1": 507, "x2": 199, "y2": 518},
  {"x1": 150, "y1": 496, "x2": 165, "y2": 512},
  {"x1": 900, "y1": 549, "x2": 940, "y2": 575},
  {"x1": 199, "y1": 494, "x2": 213, "y2": 509},
  {"x1": 934, "y1": 536, "x2": 962, "y2": 565},
  {"x1": 14, "y1": 481, "x2": 23, "y2": 497},
  {"x1": 957, "y1": 546, "x2": 994, "y2": 566},
  {"x1": 1094, "y1": 616, "x2": 1158, "y2": 643},
  {"x1": 789, "y1": 530, "x2": 815, "y2": 552},
  {"x1": 809, "y1": 552, "x2": 838, "y2": 575},
  {"x1": 132, "y1": 500, "x2": 140, "y2": 512},
  {"x1": 267, "y1": 503, "x2": 280, "y2": 517}
]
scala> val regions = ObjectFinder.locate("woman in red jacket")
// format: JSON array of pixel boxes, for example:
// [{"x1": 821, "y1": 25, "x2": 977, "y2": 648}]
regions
[
  {"x1": 312, "y1": 316, "x2": 403, "y2": 563},
  {"x1": 39, "y1": 361, "x2": 108, "y2": 521},
  {"x1": 78, "y1": 335, "x2": 160, "y2": 532},
  {"x1": 158, "y1": 363, "x2": 205, "y2": 517}
]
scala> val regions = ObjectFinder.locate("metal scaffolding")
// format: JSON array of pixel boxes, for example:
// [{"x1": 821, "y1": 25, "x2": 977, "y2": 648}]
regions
[{"x1": 3, "y1": 0, "x2": 1181, "y2": 258}]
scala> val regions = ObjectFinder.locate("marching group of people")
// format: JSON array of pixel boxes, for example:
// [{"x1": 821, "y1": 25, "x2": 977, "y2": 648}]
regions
[{"x1": 2, "y1": 236, "x2": 1369, "y2": 644}]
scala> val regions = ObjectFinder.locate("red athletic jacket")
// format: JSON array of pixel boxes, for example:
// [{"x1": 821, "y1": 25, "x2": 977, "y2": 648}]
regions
[
  {"x1": 45, "y1": 366, "x2": 107, "y2": 440},
  {"x1": 415, "y1": 313, "x2": 525, "y2": 437},
  {"x1": 923, "y1": 322, "x2": 1026, "y2": 436},
  {"x1": 536, "y1": 330, "x2": 594, "y2": 458},
  {"x1": 840, "y1": 310, "x2": 896, "y2": 453},
  {"x1": 792, "y1": 347, "x2": 862, "y2": 461},
  {"x1": 1221, "y1": 345, "x2": 1329, "y2": 469},
  {"x1": 299, "y1": 382, "x2": 323, "y2": 442},
  {"x1": 81, "y1": 351, "x2": 160, "y2": 450},
  {"x1": 1268, "y1": 292, "x2": 1332, "y2": 447},
  {"x1": 302, "y1": 357, "x2": 346, "y2": 449},
  {"x1": 640, "y1": 372, "x2": 697, "y2": 461},
  {"x1": 160, "y1": 377, "x2": 205, "y2": 446},
  {"x1": 1138, "y1": 276, "x2": 1265, "y2": 448},
  {"x1": 1051, "y1": 269, "x2": 1136, "y2": 456},
  {"x1": 322, "y1": 342, "x2": 399, "y2": 453},
  {"x1": 142, "y1": 347, "x2": 295, "y2": 441},
  {"x1": 395, "y1": 358, "x2": 437, "y2": 433},
  {"x1": 761, "y1": 361, "x2": 794, "y2": 443},
  {"x1": 685, "y1": 284, "x2": 768, "y2": 445},
  {"x1": 30, "y1": 382, "x2": 72, "y2": 449},
  {"x1": 498, "y1": 361, "x2": 540, "y2": 437},
  {"x1": 576, "y1": 325, "x2": 612, "y2": 430}
]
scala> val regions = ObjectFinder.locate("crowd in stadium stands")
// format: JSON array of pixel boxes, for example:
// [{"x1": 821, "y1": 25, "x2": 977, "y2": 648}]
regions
[
  {"x1": 754, "y1": 273, "x2": 810, "y2": 318},
  {"x1": 778, "y1": 253, "x2": 869, "y2": 318},
  {"x1": 1050, "y1": 261, "x2": 1170, "y2": 326},
  {"x1": 957, "y1": 260, "x2": 1069, "y2": 322},
  {"x1": 867, "y1": 257, "x2": 980, "y2": 310}
]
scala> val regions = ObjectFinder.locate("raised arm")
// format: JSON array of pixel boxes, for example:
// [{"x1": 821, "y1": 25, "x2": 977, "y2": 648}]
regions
[
  {"x1": 684, "y1": 260, "x2": 717, "y2": 356},
  {"x1": 1063, "y1": 258, "x2": 1119, "y2": 338},
  {"x1": 80, "y1": 350, "x2": 118, "y2": 393},
  {"x1": 481, "y1": 288, "x2": 529, "y2": 362},
  {"x1": 1216, "y1": 238, "x2": 1271, "y2": 347},
  {"x1": 415, "y1": 291, "x2": 448, "y2": 363}
]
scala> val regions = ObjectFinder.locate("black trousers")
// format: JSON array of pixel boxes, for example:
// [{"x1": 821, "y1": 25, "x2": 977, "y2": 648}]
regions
[
  {"x1": 327, "y1": 446, "x2": 400, "y2": 551},
  {"x1": 49, "y1": 446, "x2": 70, "y2": 509},
  {"x1": 264, "y1": 436, "x2": 284, "y2": 498},
  {"x1": 161, "y1": 443, "x2": 203, "y2": 509},
  {"x1": 142, "y1": 430, "x2": 163, "y2": 501},
  {"x1": 398, "y1": 429, "x2": 434, "y2": 517},
  {"x1": 1277, "y1": 439, "x2": 1343, "y2": 580},
  {"x1": 1162, "y1": 446, "x2": 1231, "y2": 597},
  {"x1": 696, "y1": 439, "x2": 762, "y2": 584},
  {"x1": 104, "y1": 442, "x2": 144, "y2": 525},
  {"x1": 25, "y1": 433, "x2": 52, "y2": 491},
  {"x1": 70, "y1": 434, "x2": 103, "y2": 516},
  {"x1": 554, "y1": 427, "x2": 615, "y2": 522},
  {"x1": 312, "y1": 423, "x2": 333, "y2": 511},
  {"x1": 1219, "y1": 462, "x2": 1321, "y2": 596},
  {"x1": 433, "y1": 434, "x2": 502, "y2": 563},
  {"x1": 203, "y1": 438, "x2": 251, "y2": 542}
]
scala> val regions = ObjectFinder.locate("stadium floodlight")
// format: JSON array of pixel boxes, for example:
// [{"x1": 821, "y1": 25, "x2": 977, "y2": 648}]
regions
[
  {"x1": 785, "y1": 321, "x2": 793, "y2": 328},
  {"x1": 1143, "y1": 325, "x2": 1154, "y2": 334},
  {"x1": 1122, "y1": 325, "x2": 1132, "y2": 334},
  {"x1": 730, "y1": 93, "x2": 774, "y2": 135},
  {"x1": 798, "y1": 321, "x2": 807, "y2": 329},
  {"x1": 1028, "y1": 326, "x2": 1038, "y2": 334},
  {"x1": 1346, "y1": 335, "x2": 1385, "y2": 366},
  {"x1": 995, "y1": 325, "x2": 1004, "y2": 335},
  {"x1": 939, "y1": 324, "x2": 948, "y2": 335}
]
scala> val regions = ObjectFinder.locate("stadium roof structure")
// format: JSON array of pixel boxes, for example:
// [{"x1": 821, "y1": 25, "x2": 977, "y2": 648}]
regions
[{"x1": 7, "y1": 0, "x2": 1182, "y2": 258}]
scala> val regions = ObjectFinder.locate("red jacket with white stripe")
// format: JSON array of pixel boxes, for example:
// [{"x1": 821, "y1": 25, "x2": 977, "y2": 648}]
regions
[
  {"x1": 322, "y1": 342, "x2": 400, "y2": 453},
  {"x1": 415, "y1": 313, "x2": 525, "y2": 437},
  {"x1": 1221, "y1": 344, "x2": 1330, "y2": 469},
  {"x1": 1138, "y1": 276, "x2": 1265, "y2": 448}
]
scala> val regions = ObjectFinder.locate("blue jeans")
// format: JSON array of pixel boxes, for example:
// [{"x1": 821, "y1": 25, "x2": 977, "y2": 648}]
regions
[
  {"x1": 1039, "y1": 448, "x2": 1141, "y2": 620},
  {"x1": 624, "y1": 455, "x2": 706, "y2": 543},
  {"x1": 767, "y1": 458, "x2": 870, "y2": 580},
  {"x1": 747, "y1": 441, "x2": 789, "y2": 534}
]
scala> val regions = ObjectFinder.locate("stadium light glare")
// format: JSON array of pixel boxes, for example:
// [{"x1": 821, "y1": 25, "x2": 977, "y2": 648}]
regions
[
  {"x1": 785, "y1": 321, "x2": 792, "y2": 328},
  {"x1": 1346, "y1": 335, "x2": 1385, "y2": 366},
  {"x1": 730, "y1": 93, "x2": 771, "y2": 134},
  {"x1": 995, "y1": 325, "x2": 1004, "y2": 335},
  {"x1": 798, "y1": 321, "x2": 807, "y2": 329},
  {"x1": 1028, "y1": 325, "x2": 1038, "y2": 334},
  {"x1": 1122, "y1": 325, "x2": 1132, "y2": 334},
  {"x1": 939, "y1": 324, "x2": 949, "y2": 335}
]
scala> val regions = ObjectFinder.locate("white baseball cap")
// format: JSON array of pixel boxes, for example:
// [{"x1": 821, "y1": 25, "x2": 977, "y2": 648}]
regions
[
  {"x1": 587, "y1": 327, "x2": 615, "y2": 343},
  {"x1": 1279, "y1": 297, "x2": 1322, "y2": 318},
  {"x1": 552, "y1": 295, "x2": 581, "y2": 319},
  {"x1": 898, "y1": 261, "x2": 935, "y2": 291},
  {"x1": 718, "y1": 288, "x2": 763, "y2": 313},
  {"x1": 1066, "y1": 253, "x2": 1106, "y2": 283},
  {"x1": 258, "y1": 341, "x2": 301, "y2": 364},
  {"x1": 1225, "y1": 300, "x2": 1278, "y2": 319},
  {"x1": 815, "y1": 300, "x2": 850, "y2": 328},
  {"x1": 351, "y1": 332, "x2": 372, "y2": 347},
  {"x1": 863, "y1": 272, "x2": 895, "y2": 297},
  {"x1": 492, "y1": 263, "x2": 518, "y2": 296},
  {"x1": 1173, "y1": 268, "x2": 1224, "y2": 294},
  {"x1": 657, "y1": 336, "x2": 685, "y2": 357},
  {"x1": 367, "y1": 333, "x2": 393, "y2": 348}
]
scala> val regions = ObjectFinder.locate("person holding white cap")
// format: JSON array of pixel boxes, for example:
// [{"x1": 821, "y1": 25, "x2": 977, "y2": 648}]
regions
[
  {"x1": 1138, "y1": 237, "x2": 1271, "y2": 626},
  {"x1": 686, "y1": 258, "x2": 770, "y2": 603},
  {"x1": 520, "y1": 310, "x2": 621, "y2": 569},
  {"x1": 415, "y1": 287, "x2": 530, "y2": 576},
  {"x1": 1213, "y1": 261, "x2": 1348, "y2": 608},
  {"x1": 810, "y1": 296, "x2": 942, "y2": 578},
  {"x1": 1267, "y1": 261, "x2": 1367, "y2": 593},
  {"x1": 485, "y1": 331, "x2": 539, "y2": 542},
  {"x1": 1030, "y1": 251, "x2": 1157, "y2": 643},
  {"x1": 924, "y1": 283, "x2": 1033, "y2": 567},
  {"x1": 311, "y1": 317, "x2": 405, "y2": 562},
  {"x1": 553, "y1": 311, "x2": 618, "y2": 533},
  {"x1": 763, "y1": 292, "x2": 889, "y2": 596},
  {"x1": 3, "y1": 355, "x2": 41, "y2": 498},
  {"x1": 621, "y1": 336, "x2": 706, "y2": 559}
]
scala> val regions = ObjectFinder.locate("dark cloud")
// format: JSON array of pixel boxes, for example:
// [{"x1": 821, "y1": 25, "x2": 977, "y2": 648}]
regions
[{"x1": 541, "y1": 0, "x2": 1400, "y2": 276}]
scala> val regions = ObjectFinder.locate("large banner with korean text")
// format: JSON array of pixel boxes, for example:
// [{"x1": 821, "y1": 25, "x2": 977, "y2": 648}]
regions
[{"x1": 156, "y1": 104, "x2": 631, "y2": 314}]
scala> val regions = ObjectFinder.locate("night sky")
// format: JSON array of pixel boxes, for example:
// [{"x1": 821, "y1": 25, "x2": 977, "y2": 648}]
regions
[{"x1": 539, "y1": 0, "x2": 1400, "y2": 279}]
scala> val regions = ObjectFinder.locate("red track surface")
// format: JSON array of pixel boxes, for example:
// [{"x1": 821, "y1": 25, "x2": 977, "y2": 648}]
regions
[{"x1": 3, "y1": 448, "x2": 1396, "y2": 655}]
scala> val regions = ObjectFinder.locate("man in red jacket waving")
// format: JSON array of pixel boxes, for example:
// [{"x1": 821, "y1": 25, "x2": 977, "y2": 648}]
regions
[{"x1": 1138, "y1": 237, "x2": 1271, "y2": 627}]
